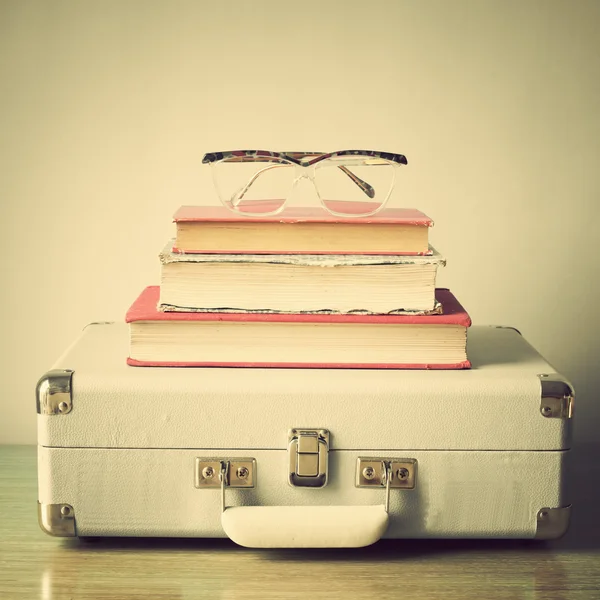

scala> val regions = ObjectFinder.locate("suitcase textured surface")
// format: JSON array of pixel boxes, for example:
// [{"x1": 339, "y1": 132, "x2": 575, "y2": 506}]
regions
[{"x1": 37, "y1": 323, "x2": 573, "y2": 547}]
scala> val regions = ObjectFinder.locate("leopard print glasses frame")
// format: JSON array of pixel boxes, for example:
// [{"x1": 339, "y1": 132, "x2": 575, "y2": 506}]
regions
[{"x1": 202, "y1": 150, "x2": 408, "y2": 166}]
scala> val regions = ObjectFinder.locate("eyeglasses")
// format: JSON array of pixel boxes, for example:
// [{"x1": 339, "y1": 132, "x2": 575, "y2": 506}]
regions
[{"x1": 202, "y1": 150, "x2": 408, "y2": 217}]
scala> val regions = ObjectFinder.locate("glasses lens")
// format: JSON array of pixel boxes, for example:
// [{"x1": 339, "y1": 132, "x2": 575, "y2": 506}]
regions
[
  {"x1": 314, "y1": 156, "x2": 395, "y2": 216},
  {"x1": 211, "y1": 158, "x2": 295, "y2": 215}
]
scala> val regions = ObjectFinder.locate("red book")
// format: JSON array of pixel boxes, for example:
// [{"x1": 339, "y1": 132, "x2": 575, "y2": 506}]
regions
[
  {"x1": 126, "y1": 286, "x2": 471, "y2": 369},
  {"x1": 172, "y1": 205, "x2": 433, "y2": 255}
]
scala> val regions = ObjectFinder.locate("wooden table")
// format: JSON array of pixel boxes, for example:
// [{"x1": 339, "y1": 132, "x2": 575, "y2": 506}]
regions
[{"x1": 2, "y1": 445, "x2": 600, "y2": 599}]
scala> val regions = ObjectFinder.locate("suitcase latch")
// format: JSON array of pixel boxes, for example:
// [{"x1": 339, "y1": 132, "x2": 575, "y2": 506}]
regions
[{"x1": 288, "y1": 429, "x2": 329, "y2": 488}]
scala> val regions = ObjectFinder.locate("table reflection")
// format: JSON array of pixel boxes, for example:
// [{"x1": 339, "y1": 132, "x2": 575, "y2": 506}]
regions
[{"x1": 37, "y1": 538, "x2": 571, "y2": 600}]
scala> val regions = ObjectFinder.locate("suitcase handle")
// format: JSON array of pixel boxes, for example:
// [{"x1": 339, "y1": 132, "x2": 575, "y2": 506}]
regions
[
  {"x1": 221, "y1": 505, "x2": 389, "y2": 548},
  {"x1": 218, "y1": 461, "x2": 392, "y2": 548}
]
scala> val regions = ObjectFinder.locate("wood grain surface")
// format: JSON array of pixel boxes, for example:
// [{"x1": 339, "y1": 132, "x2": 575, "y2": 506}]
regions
[{"x1": 1, "y1": 445, "x2": 599, "y2": 599}]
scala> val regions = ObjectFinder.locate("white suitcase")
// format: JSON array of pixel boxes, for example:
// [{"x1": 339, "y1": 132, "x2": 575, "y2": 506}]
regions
[{"x1": 37, "y1": 322, "x2": 573, "y2": 548}]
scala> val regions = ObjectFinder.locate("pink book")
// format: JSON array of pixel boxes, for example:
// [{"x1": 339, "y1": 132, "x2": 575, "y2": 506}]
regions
[
  {"x1": 172, "y1": 205, "x2": 433, "y2": 255},
  {"x1": 126, "y1": 286, "x2": 471, "y2": 369}
]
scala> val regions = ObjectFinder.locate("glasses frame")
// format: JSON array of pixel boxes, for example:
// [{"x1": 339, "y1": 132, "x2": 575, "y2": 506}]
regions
[{"x1": 202, "y1": 149, "x2": 408, "y2": 217}]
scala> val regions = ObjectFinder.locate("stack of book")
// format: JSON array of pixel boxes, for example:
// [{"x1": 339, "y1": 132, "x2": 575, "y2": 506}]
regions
[{"x1": 126, "y1": 205, "x2": 471, "y2": 368}]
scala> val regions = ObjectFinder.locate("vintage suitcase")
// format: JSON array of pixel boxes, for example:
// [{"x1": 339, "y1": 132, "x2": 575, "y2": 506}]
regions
[{"x1": 37, "y1": 322, "x2": 573, "y2": 548}]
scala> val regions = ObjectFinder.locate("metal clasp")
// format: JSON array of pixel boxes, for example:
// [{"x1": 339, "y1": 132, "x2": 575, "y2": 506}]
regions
[
  {"x1": 195, "y1": 457, "x2": 256, "y2": 514},
  {"x1": 36, "y1": 369, "x2": 74, "y2": 415},
  {"x1": 539, "y1": 374, "x2": 574, "y2": 419},
  {"x1": 195, "y1": 458, "x2": 256, "y2": 513},
  {"x1": 356, "y1": 458, "x2": 417, "y2": 512},
  {"x1": 288, "y1": 429, "x2": 329, "y2": 488}
]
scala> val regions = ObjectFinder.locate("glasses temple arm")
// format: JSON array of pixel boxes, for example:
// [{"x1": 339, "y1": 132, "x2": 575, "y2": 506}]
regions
[
  {"x1": 338, "y1": 166, "x2": 375, "y2": 199},
  {"x1": 231, "y1": 163, "x2": 288, "y2": 206}
]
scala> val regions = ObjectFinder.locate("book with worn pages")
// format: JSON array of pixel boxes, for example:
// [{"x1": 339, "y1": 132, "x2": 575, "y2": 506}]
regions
[
  {"x1": 172, "y1": 205, "x2": 433, "y2": 255},
  {"x1": 127, "y1": 286, "x2": 471, "y2": 369},
  {"x1": 159, "y1": 241, "x2": 445, "y2": 315}
]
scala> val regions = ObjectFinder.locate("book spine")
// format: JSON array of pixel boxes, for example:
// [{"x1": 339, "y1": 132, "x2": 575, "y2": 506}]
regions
[{"x1": 172, "y1": 247, "x2": 434, "y2": 256}]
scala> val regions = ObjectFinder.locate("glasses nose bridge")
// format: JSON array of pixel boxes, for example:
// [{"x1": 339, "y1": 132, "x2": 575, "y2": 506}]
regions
[{"x1": 292, "y1": 162, "x2": 315, "y2": 184}]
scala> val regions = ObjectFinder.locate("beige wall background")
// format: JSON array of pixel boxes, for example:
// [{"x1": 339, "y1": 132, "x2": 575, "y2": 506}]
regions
[{"x1": 1, "y1": 0, "x2": 598, "y2": 444}]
